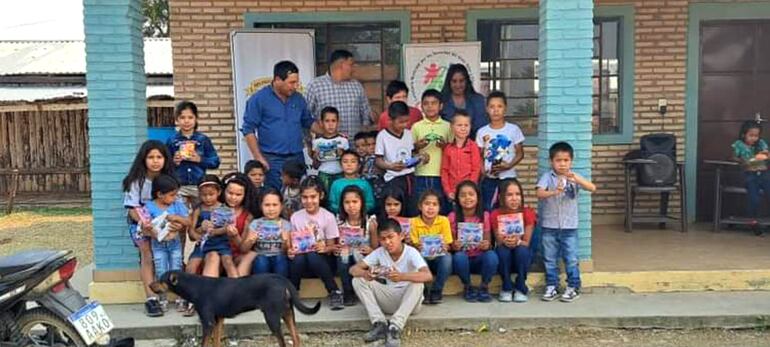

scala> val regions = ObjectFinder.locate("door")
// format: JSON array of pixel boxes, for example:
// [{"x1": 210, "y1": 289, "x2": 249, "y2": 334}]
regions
[{"x1": 697, "y1": 20, "x2": 770, "y2": 221}]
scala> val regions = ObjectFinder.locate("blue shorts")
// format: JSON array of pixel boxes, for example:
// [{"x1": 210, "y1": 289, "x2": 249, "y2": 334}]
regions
[
  {"x1": 189, "y1": 244, "x2": 203, "y2": 259},
  {"x1": 201, "y1": 236, "x2": 232, "y2": 257},
  {"x1": 128, "y1": 224, "x2": 150, "y2": 247}
]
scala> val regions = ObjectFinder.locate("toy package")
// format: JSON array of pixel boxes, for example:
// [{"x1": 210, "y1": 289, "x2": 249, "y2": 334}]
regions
[
  {"x1": 485, "y1": 134, "x2": 512, "y2": 165},
  {"x1": 457, "y1": 222, "x2": 483, "y2": 251},
  {"x1": 420, "y1": 235, "x2": 445, "y2": 258},
  {"x1": 179, "y1": 141, "x2": 197, "y2": 160},
  {"x1": 396, "y1": 217, "x2": 411, "y2": 240},
  {"x1": 498, "y1": 213, "x2": 525, "y2": 237},
  {"x1": 254, "y1": 219, "x2": 284, "y2": 256},
  {"x1": 291, "y1": 227, "x2": 316, "y2": 254}
]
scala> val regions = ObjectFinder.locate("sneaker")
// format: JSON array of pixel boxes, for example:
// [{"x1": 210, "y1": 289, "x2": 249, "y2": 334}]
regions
[
  {"x1": 430, "y1": 290, "x2": 443, "y2": 304},
  {"x1": 513, "y1": 291, "x2": 528, "y2": 303},
  {"x1": 343, "y1": 292, "x2": 357, "y2": 306},
  {"x1": 175, "y1": 298, "x2": 187, "y2": 312},
  {"x1": 363, "y1": 321, "x2": 388, "y2": 343},
  {"x1": 423, "y1": 287, "x2": 435, "y2": 305},
  {"x1": 145, "y1": 298, "x2": 163, "y2": 317},
  {"x1": 384, "y1": 324, "x2": 401, "y2": 347},
  {"x1": 542, "y1": 285, "x2": 559, "y2": 302},
  {"x1": 463, "y1": 285, "x2": 478, "y2": 302},
  {"x1": 498, "y1": 290, "x2": 513, "y2": 302},
  {"x1": 560, "y1": 287, "x2": 580, "y2": 302},
  {"x1": 159, "y1": 299, "x2": 169, "y2": 313},
  {"x1": 476, "y1": 286, "x2": 492, "y2": 303},
  {"x1": 329, "y1": 290, "x2": 344, "y2": 310}
]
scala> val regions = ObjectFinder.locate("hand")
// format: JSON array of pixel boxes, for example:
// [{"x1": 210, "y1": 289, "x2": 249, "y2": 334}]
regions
[
  {"x1": 315, "y1": 241, "x2": 327, "y2": 253},
  {"x1": 757, "y1": 153, "x2": 769, "y2": 161},
  {"x1": 141, "y1": 223, "x2": 154, "y2": 235},
  {"x1": 246, "y1": 232, "x2": 258, "y2": 243},
  {"x1": 167, "y1": 221, "x2": 184, "y2": 233},
  {"x1": 391, "y1": 161, "x2": 407, "y2": 171},
  {"x1": 556, "y1": 178, "x2": 566, "y2": 193},
  {"x1": 226, "y1": 225, "x2": 239, "y2": 238},
  {"x1": 448, "y1": 192, "x2": 455, "y2": 201},
  {"x1": 483, "y1": 135, "x2": 490, "y2": 143},
  {"x1": 201, "y1": 220, "x2": 213, "y2": 233},
  {"x1": 287, "y1": 247, "x2": 297, "y2": 259},
  {"x1": 415, "y1": 138, "x2": 429, "y2": 150},
  {"x1": 360, "y1": 246, "x2": 373, "y2": 255},
  {"x1": 442, "y1": 243, "x2": 450, "y2": 253},
  {"x1": 255, "y1": 156, "x2": 270, "y2": 171},
  {"x1": 173, "y1": 152, "x2": 183, "y2": 166},
  {"x1": 503, "y1": 235, "x2": 519, "y2": 248},
  {"x1": 363, "y1": 270, "x2": 375, "y2": 282},
  {"x1": 451, "y1": 239, "x2": 462, "y2": 251},
  {"x1": 420, "y1": 153, "x2": 430, "y2": 165},
  {"x1": 435, "y1": 137, "x2": 446, "y2": 148},
  {"x1": 479, "y1": 239, "x2": 491, "y2": 251},
  {"x1": 565, "y1": 171, "x2": 578, "y2": 183},
  {"x1": 491, "y1": 160, "x2": 512, "y2": 174},
  {"x1": 387, "y1": 269, "x2": 404, "y2": 282}
]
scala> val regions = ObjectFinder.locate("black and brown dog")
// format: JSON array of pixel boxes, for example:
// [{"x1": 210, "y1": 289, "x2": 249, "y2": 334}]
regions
[{"x1": 150, "y1": 271, "x2": 320, "y2": 347}]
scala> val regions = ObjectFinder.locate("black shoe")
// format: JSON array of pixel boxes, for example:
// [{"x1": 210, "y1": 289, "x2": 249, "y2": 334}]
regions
[
  {"x1": 145, "y1": 298, "x2": 163, "y2": 317},
  {"x1": 329, "y1": 290, "x2": 344, "y2": 311},
  {"x1": 385, "y1": 324, "x2": 401, "y2": 347},
  {"x1": 343, "y1": 292, "x2": 357, "y2": 306},
  {"x1": 423, "y1": 287, "x2": 435, "y2": 305},
  {"x1": 364, "y1": 321, "x2": 388, "y2": 343},
  {"x1": 430, "y1": 290, "x2": 443, "y2": 304}
]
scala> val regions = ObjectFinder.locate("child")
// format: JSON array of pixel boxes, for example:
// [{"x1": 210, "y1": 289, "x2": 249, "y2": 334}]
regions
[
  {"x1": 328, "y1": 151, "x2": 376, "y2": 214},
  {"x1": 355, "y1": 131, "x2": 385, "y2": 209},
  {"x1": 375, "y1": 101, "x2": 427, "y2": 217},
  {"x1": 536, "y1": 142, "x2": 596, "y2": 302},
  {"x1": 166, "y1": 101, "x2": 221, "y2": 206},
  {"x1": 241, "y1": 188, "x2": 291, "y2": 278},
  {"x1": 336, "y1": 185, "x2": 379, "y2": 306},
  {"x1": 377, "y1": 80, "x2": 423, "y2": 130},
  {"x1": 492, "y1": 179, "x2": 536, "y2": 303},
  {"x1": 288, "y1": 177, "x2": 345, "y2": 310},
  {"x1": 281, "y1": 160, "x2": 306, "y2": 219},
  {"x1": 141, "y1": 174, "x2": 190, "y2": 313},
  {"x1": 122, "y1": 140, "x2": 175, "y2": 317},
  {"x1": 412, "y1": 89, "x2": 452, "y2": 214},
  {"x1": 476, "y1": 91, "x2": 525, "y2": 211},
  {"x1": 244, "y1": 159, "x2": 267, "y2": 196},
  {"x1": 449, "y1": 181, "x2": 497, "y2": 303},
  {"x1": 732, "y1": 120, "x2": 770, "y2": 231},
  {"x1": 378, "y1": 186, "x2": 411, "y2": 244},
  {"x1": 409, "y1": 190, "x2": 452, "y2": 305},
  {"x1": 441, "y1": 111, "x2": 482, "y2": 202},
  {"x1": 312, "y1": 106, "x2": 349, "y2": 192}
]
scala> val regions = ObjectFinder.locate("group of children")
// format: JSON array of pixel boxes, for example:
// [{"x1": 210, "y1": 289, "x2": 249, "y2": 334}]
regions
[{"x1": 122, "y1": 82, "x2": 597, "y2": 319}]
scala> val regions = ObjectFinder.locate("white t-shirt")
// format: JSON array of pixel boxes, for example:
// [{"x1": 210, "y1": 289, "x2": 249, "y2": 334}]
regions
[
  {"x1": 363, "y1": 245, "x2": 427, "y2": 288},
  {"x1": 312, "y1": 135, "x2": 349, "y2": 175},
  {"x1": 475, "y1": 123, "x2": 525, "y2": 179},
  {"x1": 375, "y1": 129, "x2": 415, "y2": 182}
]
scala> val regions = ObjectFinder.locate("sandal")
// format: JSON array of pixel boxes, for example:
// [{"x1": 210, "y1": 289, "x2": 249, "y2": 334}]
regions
[{"x1": 183, "y1": 302, "x2": 196, "y2": 317}]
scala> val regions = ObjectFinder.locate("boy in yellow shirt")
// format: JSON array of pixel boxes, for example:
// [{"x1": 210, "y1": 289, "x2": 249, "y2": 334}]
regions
[
  {"x1": 409, "y1": 190, "x2": 452, "y2": 304},
  {"x1": 412, "y1": 89, "x2": 452, "y2": 214}
]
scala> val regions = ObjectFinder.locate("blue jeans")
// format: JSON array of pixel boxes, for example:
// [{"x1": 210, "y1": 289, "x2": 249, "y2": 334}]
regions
[
  {"x1": 496, "y1": 245, "x2": 532, "y2": 294},
  {"x1": 252, "y1": 254, "x2": 290, "y2": 278},
  {"x1": 151, "y1": 238, "x2": 182, "y2": 279},
  {"x1": 263, "y1": 152, "x2": 304, "y2": 191},
  {"x1": 415, "y1": 176, "x2": 450, "y2": 215},
  {"x1": 541, "y1": 228, "x2": 581, "y2": 289},
  {"x1": 425, "y1": 254, "x2": 452, "y2": 293},
  {"x1": 452, "y1": 250, "x2": 499, "y2": 286},
  {"x1": 336, "y1": 255, "x2": 358, "y2": 294},
  {"x1": 744, "y1": 171, "x2": 770, "y2": 218},
  {"x1": 480, "y1": 177, "x2": 514, "y2": 211}
]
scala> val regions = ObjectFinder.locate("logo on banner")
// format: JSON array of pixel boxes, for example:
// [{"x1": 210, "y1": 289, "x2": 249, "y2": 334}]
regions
[
  {"x1": 408, "y1": 50, "x2": 474, "y2": 98},
  {"x1": 245, "y1": 77, "x2": 306, "y2": 97}
]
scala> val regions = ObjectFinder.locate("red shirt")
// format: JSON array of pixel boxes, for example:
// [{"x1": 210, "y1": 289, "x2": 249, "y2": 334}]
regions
[
  {"x1": 448, "y1": 211, "x2": 491, "y2": 257},
  {"x1": 441, "y1": 138, "x2": 482, "y2": 197},
  {"x1": 490, "y1": 207, "x2": 537, "y2": 246},
  {"x1": 229, "y1": 210, "x2": 250, "y2": 259},
  {"x1": 378, "y1": 106, "x2": 423, "y2": 131}
]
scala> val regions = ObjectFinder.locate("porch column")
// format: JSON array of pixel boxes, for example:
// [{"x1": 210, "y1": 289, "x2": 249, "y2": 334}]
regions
[
  {"x1": 538, "y1": 0, "x2": 594, "y2": 264},
  {"x1": 84, "y1": 0, "x2": 147, "y2": 299}
]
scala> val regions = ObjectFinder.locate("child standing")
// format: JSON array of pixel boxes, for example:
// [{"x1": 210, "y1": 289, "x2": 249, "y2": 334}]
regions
[
  {"x1": 241, "y1": 188, "x2": 291, "y2": 278},
  {"x1": 412, "y1": 89, "x2": 452, "y2": 214},
  {"x1": 166, "y1": 101, "x2": 220, "y2": 206},
  {"x1": 492, "y1": 179, "x2": 536, "y2": 303},
  {"x1": 732, "y1": 120, "x2": 770, "y2": 231},
  {"x1": 449, "y1": 181, "x2": 497, "y2": 303},
  {"x1": 288, "y1": 177, "x2": 345, "y2": 310},
  {"x1": 328, "y1": 151, "x2": 376, "y2": 214},
  {"x1": 281, "y1": 160, "x2": 306, "y2": 219},
  {"x1": 122, "y1": 140, "x2": 175, "y2": 317},
  {"x1": 244, "y1": 159, "x2": 267, "y2": 196},
  {"x1": 312, "y1": 106, "x2": 349, "y2": 192},
  {"x1": 476, "y1": 91, "x2": 525, "y2": 211},
  {"x1": 409, "y1": 190, "x2": 452, "y2": 305},
  {"x1": 537, "y1": 142, "x2": 596, "y2": 302},
  {"x1": 336, "y1": 185, "x2": 379, "y2": 306},
  {"x1": 441, "y1": 110, "x2": 482, "y2": 203},
  {"x1": 377, "y1": 80, "x2": 423, "y2": 130},
  {"x1": 355, "y1": 131, "x2": 385, "y2": 209}
]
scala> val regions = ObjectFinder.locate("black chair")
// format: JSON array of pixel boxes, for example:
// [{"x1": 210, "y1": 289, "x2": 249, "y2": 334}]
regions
[{"x1": 705, "y1": 159, "x2": 770, "y2": 231}]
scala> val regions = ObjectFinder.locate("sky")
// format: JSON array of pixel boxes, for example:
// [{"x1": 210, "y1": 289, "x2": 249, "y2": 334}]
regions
[{"x1": 0, "y1": 0, "x2": 84, "y2": 40}]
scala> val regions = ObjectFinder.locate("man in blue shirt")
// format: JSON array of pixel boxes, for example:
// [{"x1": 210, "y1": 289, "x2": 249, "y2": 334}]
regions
[{"x1": 241, "y1": 60, "x2": 315, "y2": 190}]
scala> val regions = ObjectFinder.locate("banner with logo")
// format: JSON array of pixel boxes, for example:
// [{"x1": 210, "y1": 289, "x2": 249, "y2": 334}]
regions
[
  {"x1": 230, "y1": 29, "x2": 315, "y2": 170},
  {"x1": 402, "y1": 42, "x2": 482, "y2": 106}
]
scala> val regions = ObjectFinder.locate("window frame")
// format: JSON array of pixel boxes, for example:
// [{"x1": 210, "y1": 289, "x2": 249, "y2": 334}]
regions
[{"x1": 466, "y1": 5, "x2": 635, "y2": 145}]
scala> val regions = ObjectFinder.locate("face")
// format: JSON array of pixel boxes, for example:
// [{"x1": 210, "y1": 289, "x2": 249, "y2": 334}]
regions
[
  {"x1": 341, "y1": 154, "x2": 360, "y2": 175},
  {"x1": 363, "y1": 138, "x2": 376, "y2": 156},
  {"x1": 321, "y1": 113, "x2": 339, "y2": 135},
  {"x1": 275, "y1": 73, "x2": 300, "y2": 97},
  {"x1": 384, "y1": 196, "x2": 402, "y2": 218},
  {"x1": 421, "y1": 96, "x2": 442, "y2": 119},
  {"x1": 145, "y1": 149, "x2": 165, "y2": 174},
  {"x1": 338, "y1": 58, "x2": 355, "y2": 79},
  {"x1": 390, "y1": 115, "x2": 409, "y2": 134},
  {"x1": 342, "y1": 192, "x2": 363, "y2": 218},
  {"x1": 158, "y1": 189, "x2": 179, "y2": 205},
  {"x1": 457, "y1": 186, "x2": 478, "y2": 211},
  {"x1": 176, "y1": 109, "x2": 197, "y2": 132},
  {"x1": 388, "y1": 90, "x2": 408, "y2": 104},
  {"x1": 300, "y1": 187, "x2": 322, "y2": 213},
  {"x1": 354, "y1": 139, "x2": 367, "y2": 157},
  {"x1": 745, "y1": 128, "x2": 761, "y2": 145},
  {"x1": 503, "y1": 183, "x2": 522, "y2": 211},
  {"x1": 486, "y1": 98, "x2": 506, "y2": 122},
  {"x1": 247, "y1": 168, "x2": 265, "y2": 187},
  {"x1": 551, "y1": 151, "x2": 573, "y2": 175},
  {"x1": 419, "y1": 195, "x2": 440, "y2": 219},
  {"x1": 224, "y1": 183, "x2": 245, "y2": 208},
  {"x1": 452, "y1": 116, "x2": 471, "y2": 140},
  {"x1": 261, "y1": 193, "x2": 282, "y2": 220},
  {"x1": 199, "y1": 185, "x2": 220, "y2": 207},
  {"x1": 378, "y1": 230, "x2": 404, "y2": 254},
  {"x1": 450, "y1": 71, "x2": 467, "y2": 96},
  {"x1": 282, "y1": 173, "x2": 299, "y2": 187}
]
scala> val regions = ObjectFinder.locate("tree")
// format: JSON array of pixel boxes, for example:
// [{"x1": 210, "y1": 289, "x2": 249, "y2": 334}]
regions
[{"x1": 142, "y1": 0, "x2": 169, "y2": 38}]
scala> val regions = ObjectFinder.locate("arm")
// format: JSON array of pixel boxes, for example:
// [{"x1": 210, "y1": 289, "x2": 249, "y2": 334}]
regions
[
  {"x1": 244, "y1": 134, "x2": 269, "y2": 171},
  {"x1": 240, "y1": 228, "x2": 258, "y2": 253},
  {"x1": 167, "y1": 214, "x2": 190, "y2": 228},
  {"x1": 470, "y1": 142, "x2": 482, "y2": 182},
  {"x1": 199, "y1": 136, "x2": 221, "y2": 170},
  {"x1": 570, "y1": 172, "x2": 596, "y2": 193},
  {"x1": 368, "y1": 218, "x2": 379, "y2": 249},
  {"x1": 350, "y1": 260, "x2": 373, "y2": 279},
  {"x1": 359, "y1": 83, "x2": 374, "y2": 125},
  {"x1": 440, "y1": 149, "x2": 453, "y2": 198},
  {"x1": 188, "y1": 209, "x2": 202, "y2": 241},
  {"x1": 511, "y1": 143, "x2": 524, "y2": 168},
  {"x1": 537, "y1": 187, "x2": 562, "y2": 200},
  {"x1": 375, "y1": 156, "x2": 406, "y2": 172},
  {"x1": 392, "y1": 266, "x2": 433, "y2": 283}
]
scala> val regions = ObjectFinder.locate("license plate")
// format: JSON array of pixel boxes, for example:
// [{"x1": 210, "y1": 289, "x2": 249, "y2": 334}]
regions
[{"x1": 67, "y1": 301, "x2": 113, "y2": 345}]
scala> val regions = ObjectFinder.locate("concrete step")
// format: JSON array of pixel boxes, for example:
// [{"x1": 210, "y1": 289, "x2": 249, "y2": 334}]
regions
[{"x1": 106, "y1": 291, "x2": 770, "y2": 341}]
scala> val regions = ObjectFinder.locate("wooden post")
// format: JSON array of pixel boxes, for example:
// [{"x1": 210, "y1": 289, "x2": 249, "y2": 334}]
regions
[{"x1": 5, "y1": 169, "x2": 19, "y2": 215}]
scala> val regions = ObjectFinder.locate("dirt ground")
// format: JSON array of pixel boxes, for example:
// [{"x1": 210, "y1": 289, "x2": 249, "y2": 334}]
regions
[{"x1": 0, "y1": 208, "x2": 93, "y2": 267}]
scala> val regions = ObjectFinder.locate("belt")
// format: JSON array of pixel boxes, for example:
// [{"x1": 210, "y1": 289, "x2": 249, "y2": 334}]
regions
[{"x1": 263, "y1": 152, "x2": 302, "y2": 158}]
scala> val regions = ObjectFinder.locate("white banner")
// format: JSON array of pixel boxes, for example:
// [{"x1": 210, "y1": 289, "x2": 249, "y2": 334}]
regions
[
  {"x1": 230, "y1": 29, "x2": 315, "y2": 171},
  {"x1": 402, "y1": 42, "x2": 482, "y2": 106}
]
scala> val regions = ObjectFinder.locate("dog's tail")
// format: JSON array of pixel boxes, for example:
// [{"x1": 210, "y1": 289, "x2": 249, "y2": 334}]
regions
[{"x1": 286, "y1": 280, "x2": 321, "y2": 315}]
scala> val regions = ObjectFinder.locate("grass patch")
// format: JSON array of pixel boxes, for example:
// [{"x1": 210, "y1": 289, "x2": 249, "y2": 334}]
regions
[{"x1": 0, "y1": 207, "x2": 91, "y2": 217}]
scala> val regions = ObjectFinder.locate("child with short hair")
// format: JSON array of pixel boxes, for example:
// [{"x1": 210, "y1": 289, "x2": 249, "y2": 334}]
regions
[
  {"x1": 409, "y1": 190, "x2": 452, "y2": 305},
  {"x1": 492, "y1": 179, "x2": 536, "y2": 303},
  {"x1": 166, "y1": 101, "x2": 221, "y2": 206},
  {"x1": 441, "y1": 110, "x2": 482, "y2": 202},
  {"x1": 537, "y1": 142, "x2": 596, "y2": 303},
  {"x1": 281, "y1": 160, "x2": 306, "y2": 219},
  {"x1": 378, "y1": 80, "x2": 423, "y2": 130},
  {"x1": 412, "y1": 89, "x2": 452, "y2": 214},
  {"x1": 328, "y1": 150, "x2": 376, "y2": 214},
  {"x1": 476, "y1": 91, "x2": 525, "y2": 211},
  {"x1": 355, "y1": 131, "x2": 385, "y2": 208},
  {"x1": 244, "y1": 159, "x2": 266, "y2": 195},
  {"x1": 732, "y1": 120, "x2": 770, "y2": 232},
  {"x1": 241, "y1": 188, "x2": 291, "y2": 278},
  {"x1": 312, "y1": 106, "x2": 349, "y2": 192},
  {"x1": 336, "y1": 185, "x2": 378, "y2": 306}
]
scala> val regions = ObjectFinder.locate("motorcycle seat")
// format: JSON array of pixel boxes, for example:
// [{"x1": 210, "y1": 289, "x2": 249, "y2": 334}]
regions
[{"x1": 0, "y1": 250, "x2": 65, "y2": 279}]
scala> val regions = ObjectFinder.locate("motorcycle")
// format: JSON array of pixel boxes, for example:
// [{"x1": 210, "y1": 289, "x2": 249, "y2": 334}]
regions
[{"x1": 0, "y1": 250, "x2": 116, "y2": 347}]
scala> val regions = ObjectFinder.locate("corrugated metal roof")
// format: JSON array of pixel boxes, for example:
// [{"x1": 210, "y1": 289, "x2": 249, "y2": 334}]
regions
[
  {"x1": 0, "y1": 85, "x2": 174, "y2": 102},
  {"x1": 0, "y1": 38, "x2": 172, "y2": 75}
]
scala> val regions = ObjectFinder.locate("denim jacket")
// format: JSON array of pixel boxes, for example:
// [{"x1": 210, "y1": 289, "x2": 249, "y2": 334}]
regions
[{"x1": 166, "y1": 131, "x2": 220, "y2": 185}]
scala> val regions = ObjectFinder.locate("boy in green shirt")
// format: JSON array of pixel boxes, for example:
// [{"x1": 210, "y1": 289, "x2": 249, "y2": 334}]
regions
[{"x1": 412, "y1": 89, "x2": 452, "y2": 214}]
